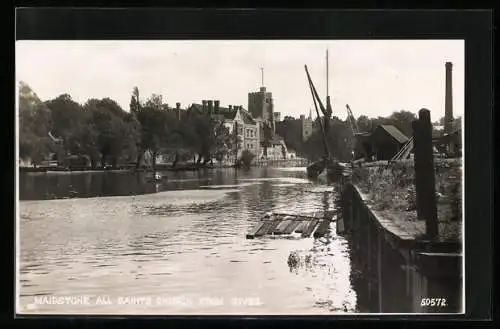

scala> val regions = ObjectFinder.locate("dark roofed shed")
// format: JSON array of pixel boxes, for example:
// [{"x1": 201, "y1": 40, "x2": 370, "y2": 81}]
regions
[{"x1": 371, "y1": 125, "x2": 409, "y2": 160}]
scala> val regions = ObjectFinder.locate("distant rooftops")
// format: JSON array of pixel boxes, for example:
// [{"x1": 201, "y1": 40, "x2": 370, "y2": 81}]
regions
[{"x1": 189, "y1": 102, "x2": 256, "y2": 125}]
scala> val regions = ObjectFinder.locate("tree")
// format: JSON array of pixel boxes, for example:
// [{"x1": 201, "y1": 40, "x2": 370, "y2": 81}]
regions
[
  {"x1": 387, "y1": 110, "x2": 417, "y2": 137},
  {"x1": 180, "y1": 108, "x2": 231, "y2": 165},
  {"x1": 178, "y1": 112, "x2": 201, "y2": 164},
  {"x1": 29, "y1": 137, "x2": 53, "y2": 167},
  {"x1": 84, "y1": 98, "x2": 140, "y2": 167},
  {"x1": 18, "y1": 82, "x2": 55, "y2": 165},
  {"x1": 212, "y1": 123, "x2": 231, "y2": 165},
  {"x1": 158, "y1": 109, "x2": 184, "y2": 167},
  {"x1": 275, "y1": 118, "x2": 304, "y2": 155},
  {"x1": 356, "y1": 115, "x2": 371, "y2": 133},
  {"x1": 438, "y1": 115, "x2": 462, "y2": 132},
  {"x1": 77, "y1": 118, "x2": 100, "y2": 168},
  {"x1": 45, "y1": 94, "x2": 87, "y2": 156},
  {"x1": 168, "y1": 131, "x2": 186, "y2": 168},
  {"x1": 195, "y1": 115, "x2": 217, "y2": 164},
  {"x1": 301, "y1": 117, "x2": 354, "y2": 162},
  {"x1": 123, "y1": 114, "x2": 142, "y2": 163},
  {"x1": 136, "y1": 94, "x2": 172, "y2": 170},
  {"x1": 261, "y1": 122, "x2": 273, "y2": 158},
  {"x1": 145, "y1": 93, "x2": 163, "y2": 111},
  {"x1": 302, "y1": 129, "x2": 325, "y2": 162},
  {"x1": 239, "y1": 149, "x2": 255, "y2": 168},
  {"x1": 130, "y1": 86, "x2": 141, "y2": 114}
]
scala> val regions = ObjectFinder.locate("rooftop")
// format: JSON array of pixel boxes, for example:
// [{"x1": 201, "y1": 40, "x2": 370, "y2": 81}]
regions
[
  {"x1": 188, "y1": 103, "x2": 256, "y2": 125},
  {"x1": 378, "y1": 125, "x2": 409, "y2": 144}
]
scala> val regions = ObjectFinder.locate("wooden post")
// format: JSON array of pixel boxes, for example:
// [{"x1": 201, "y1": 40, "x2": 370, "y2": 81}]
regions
[
  {"x1": 377, "y1": 231, "x2": 383, "y2": 312},
  {"x1": 412, "y1": 109, "x2": 439, "y2": 239}
]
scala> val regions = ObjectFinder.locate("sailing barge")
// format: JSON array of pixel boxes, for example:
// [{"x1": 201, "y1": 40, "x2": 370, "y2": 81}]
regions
[{"x1": 304, "y1": 49, "x2": 345, "y2": 182}]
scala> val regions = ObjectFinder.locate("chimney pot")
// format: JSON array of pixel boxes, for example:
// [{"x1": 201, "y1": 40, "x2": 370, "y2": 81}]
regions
[
  {"x1": 207, "y1": 100, "x2": 213, "y2": 113},
  {"x1": 229, "y1": 105, "x2": 232, "y2": 110},
  {"x1": 214, "y1": 100, "x2": 220, "y2": 113},
  {"x1": 176, "y1": 102, "x2": 180, "y2": 110}
]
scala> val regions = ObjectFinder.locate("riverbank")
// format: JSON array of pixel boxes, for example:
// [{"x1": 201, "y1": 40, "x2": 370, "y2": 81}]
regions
[
  {"x1": 340, "y1": 182, "x2": 462, "y2": 313},
  {"x1": 19, "y1": 158, "x2": 311, "y2": 174},
  {"x1": 18, "y1": 163, "x2": 230, "y2": 173},
  {"x1": 338, "y1": 159, "x2": 463, "y2": 313},
  {"x1": 350, "y1": 158, "x2": 462, "y2": 242}
]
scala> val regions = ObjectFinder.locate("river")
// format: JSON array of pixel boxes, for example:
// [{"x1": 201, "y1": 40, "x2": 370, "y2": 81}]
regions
[{"x1": 17, "y1": 167, "x2": 357, "y2": 315}]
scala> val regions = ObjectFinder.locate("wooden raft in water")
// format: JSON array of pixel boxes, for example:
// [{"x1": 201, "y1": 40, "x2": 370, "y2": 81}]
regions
[{"x1": 245, "y1": 212, "x2": 334, "y2": 239}]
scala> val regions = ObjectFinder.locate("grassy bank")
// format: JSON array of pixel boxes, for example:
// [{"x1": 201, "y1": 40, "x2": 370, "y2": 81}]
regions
[{"x1": 351, "y1": 158, "x2": 462, "y2": 242}]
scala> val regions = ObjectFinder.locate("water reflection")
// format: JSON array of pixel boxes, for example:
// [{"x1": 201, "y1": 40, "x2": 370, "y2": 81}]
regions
[{"x1": 18, "y1": 167, "x2": 357, "y2": 315}]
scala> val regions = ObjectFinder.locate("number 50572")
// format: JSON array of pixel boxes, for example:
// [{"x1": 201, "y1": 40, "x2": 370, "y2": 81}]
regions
[{"x1": 421, "y1": 298, "x2": 447, "y2": 307}]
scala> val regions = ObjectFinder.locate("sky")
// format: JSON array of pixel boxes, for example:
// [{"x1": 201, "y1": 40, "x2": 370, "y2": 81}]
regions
[{"x1": 16, "y1": 40, "x2": 464, "y2": 122}]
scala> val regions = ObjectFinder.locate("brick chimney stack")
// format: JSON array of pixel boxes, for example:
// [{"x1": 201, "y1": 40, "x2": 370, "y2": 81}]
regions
[
  {"x1": 207, "y1": 100, "x2": 213, "y2": 114},
  {"x1": 202, "y1": 100, "x2": 207, "y2": 112},
  {"x1": 228, "y1": 105, "x2": 233, "y2": 110},
  {"x1": 444, "y1": 62, "x2": 454, "y2": 134},
  {"x1": 214, "y1": 100, "x2": 220, "y2": 113}
]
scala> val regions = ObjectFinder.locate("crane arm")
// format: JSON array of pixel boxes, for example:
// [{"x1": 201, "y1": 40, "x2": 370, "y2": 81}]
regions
[{"x1": 345, "y1": 104, "x2": 359, "y2": 134}]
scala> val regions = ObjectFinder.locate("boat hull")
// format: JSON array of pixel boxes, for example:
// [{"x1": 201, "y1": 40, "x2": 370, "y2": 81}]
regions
[
  {"x1": 308, "y1": 159, "x2": 346, "y2": 183},
  {"x1": 306, "y1": 160, "x2": 325, "y2": 178}
]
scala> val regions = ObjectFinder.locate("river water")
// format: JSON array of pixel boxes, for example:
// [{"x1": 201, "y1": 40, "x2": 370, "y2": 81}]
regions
[{"x1": 17, "y1": 167, "x2": 357, "y2": 315}]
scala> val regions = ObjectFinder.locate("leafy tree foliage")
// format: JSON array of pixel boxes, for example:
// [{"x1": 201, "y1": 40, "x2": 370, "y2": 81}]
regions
[
  {"x1": 18, "y1": 83, "x2": 56, "y2": 166},
  {"x1": 129, "y1": 86, "x2": 141, "y2": 114},
  {"x1": 275, "y1": 117, "x2": 303, "y2": 154},
  {"x1": 84, "y1": 98, "x2": 140, "y2": 167}
]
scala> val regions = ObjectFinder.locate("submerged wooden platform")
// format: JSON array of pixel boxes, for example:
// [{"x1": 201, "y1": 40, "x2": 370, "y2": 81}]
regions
[{"x1": 246, "y1": 212, "x2": 335, "y2": 239}]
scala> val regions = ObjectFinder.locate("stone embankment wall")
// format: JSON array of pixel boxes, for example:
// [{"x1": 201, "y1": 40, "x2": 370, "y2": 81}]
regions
[{"x1": 338, "y1": 180, "x2": 462, "y2": 313}]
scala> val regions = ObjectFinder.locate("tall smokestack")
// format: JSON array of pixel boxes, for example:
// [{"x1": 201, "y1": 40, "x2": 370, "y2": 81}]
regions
[{"x1": 444, "y1": 62, "x2": 454, "y2": 134}]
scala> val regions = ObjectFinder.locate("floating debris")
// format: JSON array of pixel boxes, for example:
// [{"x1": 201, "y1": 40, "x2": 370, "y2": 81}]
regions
[{"x1": 246, "y1": 212, "x2": 335, "y2": 239}]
